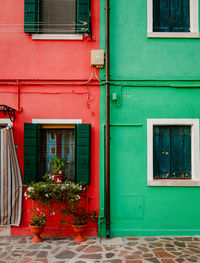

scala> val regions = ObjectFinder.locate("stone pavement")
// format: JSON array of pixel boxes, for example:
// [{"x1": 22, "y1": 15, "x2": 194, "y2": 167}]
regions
[{"x1": 0, "y1": 236, "x2": 200, "y2": 263}]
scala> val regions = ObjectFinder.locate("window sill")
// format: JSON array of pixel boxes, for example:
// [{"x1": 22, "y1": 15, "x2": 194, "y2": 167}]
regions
[
  {"x1": 32, "y1": 34, "x2": 83, "y2": 40},
  {"x1": 148, "y1": 180, "x2": 200, "y2": 187},
  {"x1": 147, "y1": 32, "x2": 199, "y2": 38}
]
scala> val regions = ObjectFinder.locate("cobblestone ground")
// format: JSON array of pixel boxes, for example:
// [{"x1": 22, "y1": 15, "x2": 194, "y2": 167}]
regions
[{"x1": 0, "y1": 236, "x2": 200, "y2": 263}]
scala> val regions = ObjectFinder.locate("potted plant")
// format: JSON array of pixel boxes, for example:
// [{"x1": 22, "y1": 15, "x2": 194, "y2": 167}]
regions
[
  {"x1": 69, "y1": 205, "x2": 97, "y2": 242},
  {"x1": 51, "y1": 156, "x2": 64, "y2": 183},
  {"x1": 29, "y1": 207, "x2": 47, "y2": 243},
  {"x1": 24, "y1": 178, "x2": 98, "y2": 242}
]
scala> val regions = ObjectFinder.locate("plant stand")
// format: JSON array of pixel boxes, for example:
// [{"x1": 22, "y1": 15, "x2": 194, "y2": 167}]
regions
[
  {"x1": 29, "y1": 225, "x2": 44, "y2": 243},
  {"x1": 72, "y1": 224, "x2": 87, "y2": 242}
]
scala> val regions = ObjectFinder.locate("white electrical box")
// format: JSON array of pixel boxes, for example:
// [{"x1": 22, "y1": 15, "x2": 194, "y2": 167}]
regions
[{"x1": 91, "y1": 50, "x2": 104, "y2": 68}]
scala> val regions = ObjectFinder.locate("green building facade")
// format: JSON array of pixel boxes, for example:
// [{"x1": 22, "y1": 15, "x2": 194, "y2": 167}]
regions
[{"x1": 99, "y1": 0, "x2": 200, "y2": 236}]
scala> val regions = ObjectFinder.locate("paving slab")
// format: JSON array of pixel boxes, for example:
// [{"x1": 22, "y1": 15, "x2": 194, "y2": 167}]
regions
[
  {"x1": 101, "y1": 237, "x2": 123, "y2": 246},
  {"x1": 0, "y1": 236, "x2": 199, "y2": 262}
]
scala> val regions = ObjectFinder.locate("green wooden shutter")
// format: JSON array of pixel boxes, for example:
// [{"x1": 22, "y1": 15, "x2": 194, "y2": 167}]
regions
[
  {"x1": 77, "y1": 0, "x2": 91, "y2": 35},
  {"x1": 170, "y1": 0, "x2": 190, "y2": 32},
  {"x1": 24, "y1": 123, "x2": 40, "y2": 184},
  {"x1": 170, "y1": 126, "x2": 191, "y2": 179},
  {"x1": 153, "y1": 0, "x2": 190, "y2": 32},
  {"x1": 153, "y1": 0, "x2": 170, "y2": 32},
  {"x1": 153, "y1": 126, "x2": 191, "y2": 179},
  {"x1": 24, "y1": 0, "x2": 40, "y2": 34},
  {"x1": 153, "y1": 126, "x2": 171, "y2": 179},
  {"x1": 75, "y1": 124, "x2": 91, "y2": 184}
]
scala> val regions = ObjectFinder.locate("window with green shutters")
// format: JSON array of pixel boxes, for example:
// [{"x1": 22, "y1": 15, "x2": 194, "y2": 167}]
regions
[
  {"x1": 24, "y1": 123, "x2": 91, "y2": 185},
  {"x1": 153, "y1": 125, "x2": 191, "y2": 179},
  {"x1": 147, "y1": 0, "x2": 199, "y2": 38},
  {"x1": 153, "y1": 0, "x2": 190, "y2": 32},
  {"x1": 24, "y1": 0, "x2": 91, "y2": 35}
]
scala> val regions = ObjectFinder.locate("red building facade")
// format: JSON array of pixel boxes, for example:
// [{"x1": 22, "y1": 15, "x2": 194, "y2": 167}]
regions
[{"x1": 0, "y1": 0, "x2": 100, "y2": 236}]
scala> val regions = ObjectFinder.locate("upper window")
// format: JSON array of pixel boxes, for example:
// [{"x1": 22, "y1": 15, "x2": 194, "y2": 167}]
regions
[
  {"x1": 40, "y1": 0, "x2": 76, "y2": 34},
  {"x1": 24, "y1": 0, "x2": 91, "y2": 36},
  {"x1": 147, "y1": 0, "x2": 199, "y2": 38},
  {"x1": 147, "y1": 119, "x2": 200, "y2": 186}
]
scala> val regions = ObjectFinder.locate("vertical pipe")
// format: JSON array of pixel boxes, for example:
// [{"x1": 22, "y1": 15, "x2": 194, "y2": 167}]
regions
[{"x1": 105, "y1": 0, "x2": 110, "y2": 238}]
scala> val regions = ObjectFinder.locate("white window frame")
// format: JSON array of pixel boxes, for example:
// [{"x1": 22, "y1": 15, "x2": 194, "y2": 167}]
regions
[
  {"x1": 147, "y1": 0, "x2": 199, "y2": 38},
  {"x1": 50, "y1": 146, "x2": 56, "y2": 155},
  {"x1": 32, "y1": 119, "x2": 82, "y2": 124},
  {"x1": 50, "y1": 133, "x2": 56, "y2": 141},
  {"x1": 147, "y1": 119, "x2": 200, "y2": 186},
  {"x1": 32, "y1": 34, "x2": 83, "y2": 40},
  {"x1": 32, "y1": 118, "x2": 82, "y2": 179}
]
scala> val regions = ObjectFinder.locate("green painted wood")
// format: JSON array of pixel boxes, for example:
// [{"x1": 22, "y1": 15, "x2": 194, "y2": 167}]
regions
[
  {"x1": 171, "y1": 126, "x2": 191, "y2": 179},
  {"x1": 24, "y1": 0, "x2": 40, "y2": 33},
  {"x1": 153, "y1": 0, "x2": 170, "y2": 32},
  {"x1": 77, "y1": 0, "x2": 91, "y2": 34},
  {"x1": 24, "y1": 123, "x2": 40, "y2": 184},
  {"x1": 170, "y1": 0, "x2": 190, "y2": 32},
  {"x1": 75, "y1": 124, "x2": 91, "y2": 184},
  {"x1": 153, "y1": 126, "x2": 191, "y2": 179},
  {"x1": 153, "y1": 126, "x2": 171, "y2": 179},
  {"x1": 153, "y1": 0, "x2": 189, "y2": 32},
  {"x1": 183, "y1": 126, "x2": 192, "y2": 178}
]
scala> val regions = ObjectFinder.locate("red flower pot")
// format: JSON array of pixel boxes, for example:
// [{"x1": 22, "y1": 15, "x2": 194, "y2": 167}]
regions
[
  {"x1": 54, "y1": 175, "x2": 63, "y2": 183},
  {"x1": 29, "y1": 225, "x2": 44, "y2": 243},
  {"x1": 72, "y1": 224, "x2": 87, "y2": 242}
]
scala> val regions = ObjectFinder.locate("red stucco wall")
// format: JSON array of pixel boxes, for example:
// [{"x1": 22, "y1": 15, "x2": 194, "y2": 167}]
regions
[
  {"x1": 0, "y1": 0, "x2": 100, "y2": 236},
  {"x1": 0, "y1": 0, "x2": 100, "y2": 80}
]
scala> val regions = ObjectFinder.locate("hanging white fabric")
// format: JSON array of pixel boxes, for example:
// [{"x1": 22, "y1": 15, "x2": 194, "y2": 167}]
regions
[{"x1": 0, "y1": 127, "x2": 23, "y2": 226}]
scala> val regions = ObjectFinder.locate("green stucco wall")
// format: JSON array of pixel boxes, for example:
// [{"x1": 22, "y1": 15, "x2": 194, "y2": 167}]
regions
[{"x1": 99, "y1": 0, "x2": 200, "y2": 236}]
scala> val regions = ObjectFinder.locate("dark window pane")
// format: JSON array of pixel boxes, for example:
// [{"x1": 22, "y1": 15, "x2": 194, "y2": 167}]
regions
[
  {"x1": 153, "y1": 0, "x2": 170, "y2": 32},
  {"x1": 40, "y1": 0, "x2": 76, "y2": 34},
  {"x1": 153, "y1": 125, "x2": 191, "y2": 179},
  {"x1": 153, "y1": 0, "x2": 190, "y2": 32},
  {"x1": 40, "y1": 128, "x2": 75, "y2": 181}
]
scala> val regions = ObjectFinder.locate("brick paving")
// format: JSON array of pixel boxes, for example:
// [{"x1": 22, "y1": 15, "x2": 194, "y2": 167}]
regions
[{"x1": 0, "y1": 236, "x2": 199, "y2": 262}]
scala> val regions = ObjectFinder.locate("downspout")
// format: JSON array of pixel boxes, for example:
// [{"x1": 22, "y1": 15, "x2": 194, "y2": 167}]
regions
[{"x1": 105, "y1": 0, "x2": 110, "y2": 238}]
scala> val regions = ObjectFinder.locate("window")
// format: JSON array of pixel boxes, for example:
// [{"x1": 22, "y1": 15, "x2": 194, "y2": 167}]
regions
[
  {"x1": 41, "y1": 128, "x2": 75, "y2": 181},
  {"x1": 24, "y1": 0, "x2": 91, "y2": 36},
  {"x1": 40, "y1": 0, "x2": 76, "y2": 34},
  {"x1": 50, "y1": 132, "x2": 56, "y2": 141},
  {"x1": 24, "y1": 121, "x2": 91, "y2": 185},
  {"x1": 147, "y1": 119, "x2": 200, "y2": 186},
  {"x1": 147, "y1": 0, "x2": 199, "y2": 38},
  {"x1": 153, "y1": 126, "x2": 191, "y2": 179}
]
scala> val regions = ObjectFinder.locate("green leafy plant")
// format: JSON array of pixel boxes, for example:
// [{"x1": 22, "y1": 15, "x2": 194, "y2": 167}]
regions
[
  {"x1": 68, "y1": 207, "x2": 97, "y2": 227},
  {"x1": 51, "y1": 156, "x2": 64, "y2": 175},
  {"x1": 24, "y1": 175, "x2": 83, "y2": 203},
  {"x1": 30, "y1": 207, "x2": 47, "y2": 226},
  {"x1": 24, "y1": 175, "x2": 98, "y2": 229}
]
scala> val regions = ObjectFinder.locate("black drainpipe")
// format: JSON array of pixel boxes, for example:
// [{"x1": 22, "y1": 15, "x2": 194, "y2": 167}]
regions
[{"x1": 105, "y1": 0, "x2": 110, "y2": 238}]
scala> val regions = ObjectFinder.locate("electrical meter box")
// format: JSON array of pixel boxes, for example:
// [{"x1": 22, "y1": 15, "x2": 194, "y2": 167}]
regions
[{"x1": 91, "y1": 50, "x2": 104, "y2": 68}]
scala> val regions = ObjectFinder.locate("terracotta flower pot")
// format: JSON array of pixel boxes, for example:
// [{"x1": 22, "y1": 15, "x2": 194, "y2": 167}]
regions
[
  {"x1": 72, "y1": 224, "x2": 87, "y2": 242},
  {"x1": 54, "y1": 174, "x2": 63, "y2": 183},
  {"x1": 29, "y1": 225, "x2": 44, "y2": 243}
]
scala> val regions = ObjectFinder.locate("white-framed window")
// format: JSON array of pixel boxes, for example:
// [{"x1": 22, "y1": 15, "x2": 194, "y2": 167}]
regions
[
  {"x1": 50, "y1": 133, "x2": 56, "y2": 141},
  {"x1": 32, "y1": 119, "x2": 81, "y2": 181},
  {"x1": 50, "y1": 146, "x2": 56, "y2": 155},
  {"x1": 147, "y1": 0, "x2": 199, "y2": 38},
  {"x1": 147, "y1": 119, "x2": 200, "y2": 186},
  {"x1": 24, "y1": 0, "x2": 90, "y2": 40}
]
